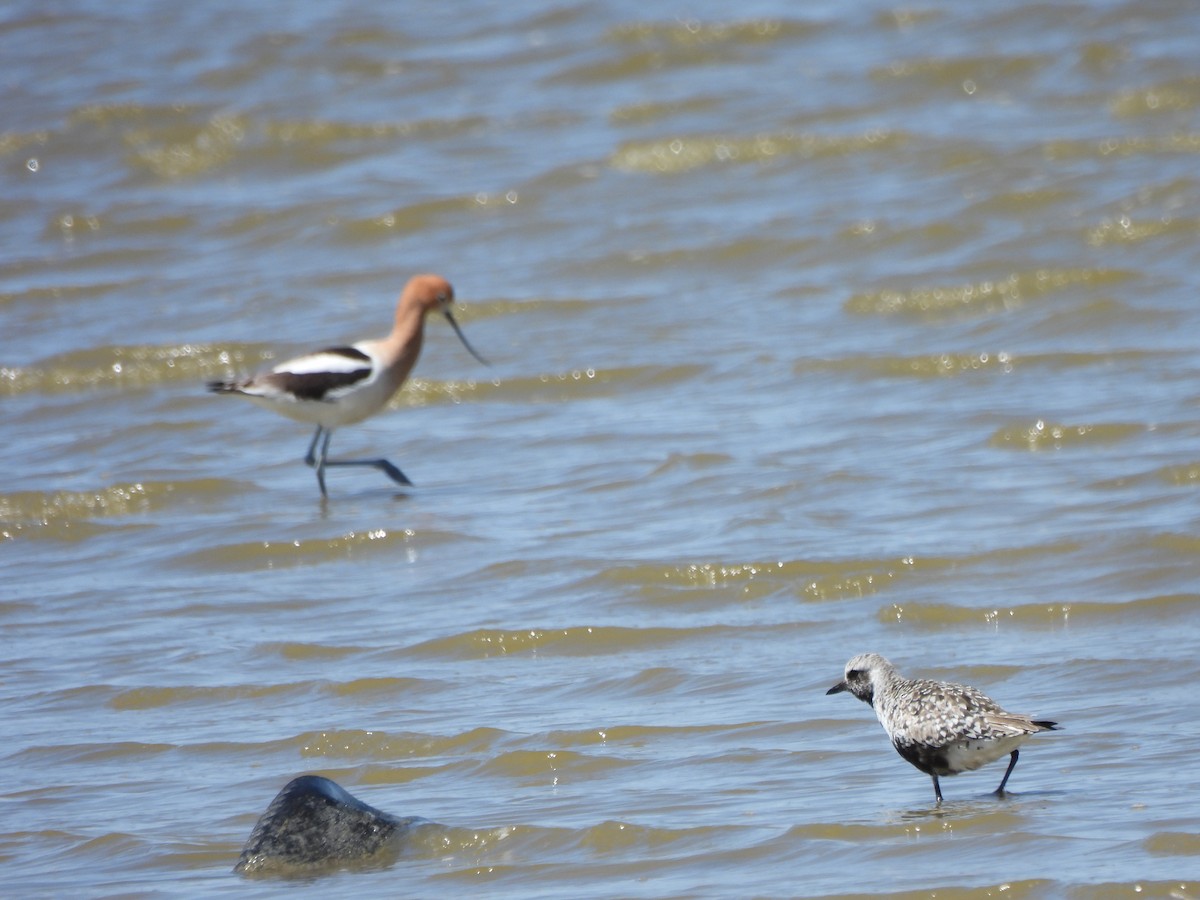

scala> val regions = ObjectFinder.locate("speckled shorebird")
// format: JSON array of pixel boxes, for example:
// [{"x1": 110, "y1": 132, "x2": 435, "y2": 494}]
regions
[
  {"x1": 826, "y1": 652, "x2": 1058, "y2": 804},
  {"x1": 208, "y1": 274, "x2": 486, "y2": 497}
]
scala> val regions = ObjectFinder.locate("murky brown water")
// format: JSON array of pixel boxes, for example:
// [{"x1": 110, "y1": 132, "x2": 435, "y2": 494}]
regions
[{"x1": 4, "y1": 1, "x2": 1200, "y2": 896}]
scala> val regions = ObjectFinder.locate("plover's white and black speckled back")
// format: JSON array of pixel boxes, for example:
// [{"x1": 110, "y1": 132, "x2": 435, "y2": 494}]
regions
[{"x1": 827, "y1": 652, "x2": 1058, "y2": 804}]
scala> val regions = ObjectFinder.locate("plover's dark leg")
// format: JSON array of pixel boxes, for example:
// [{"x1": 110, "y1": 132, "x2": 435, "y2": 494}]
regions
[
  {"x1": 931, "y1": 773, "x2": 943, "y2": 804},
  {"x1": 994, "y1": 749, "x2": 1020, "y2": 795}
]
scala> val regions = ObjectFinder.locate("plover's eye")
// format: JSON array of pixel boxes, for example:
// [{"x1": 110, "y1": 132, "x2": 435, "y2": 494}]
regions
[{"x1": 848, "y1": 669, "x2": 863, "y2": 680}]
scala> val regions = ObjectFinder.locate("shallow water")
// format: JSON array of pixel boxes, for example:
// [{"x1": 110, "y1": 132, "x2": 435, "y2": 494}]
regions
[{"x1": 3, "y1": 0, "x2": 1200, "y2": 896}]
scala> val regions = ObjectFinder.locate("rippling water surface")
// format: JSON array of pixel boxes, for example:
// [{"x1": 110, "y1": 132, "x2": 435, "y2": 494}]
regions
[{"x1": 4, "y1": 0, "x2": 1200, "y2": 896}]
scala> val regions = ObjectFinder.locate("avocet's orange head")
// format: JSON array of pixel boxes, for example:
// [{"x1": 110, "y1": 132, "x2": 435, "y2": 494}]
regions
[
  {"x1": 396, "y1": 273, "x2": 488, "y2": 365},
  {"x1": 398, "y1": 273, "x2": 455, "y2": 315}
]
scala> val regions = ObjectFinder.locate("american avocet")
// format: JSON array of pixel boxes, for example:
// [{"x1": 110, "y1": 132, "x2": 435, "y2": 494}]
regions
[{"x1": 208, "y1": 274, "x2": 486, "y2": 497}]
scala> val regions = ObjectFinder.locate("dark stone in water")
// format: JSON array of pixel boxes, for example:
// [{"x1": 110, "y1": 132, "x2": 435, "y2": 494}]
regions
[{"x1": 235, "y1": 775, "x2": 422, "y2": 876}]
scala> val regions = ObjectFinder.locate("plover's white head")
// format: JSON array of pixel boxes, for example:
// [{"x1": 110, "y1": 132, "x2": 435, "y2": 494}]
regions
[{"x1": 826, "y1": 652, "x2": 896, "y2": 706}]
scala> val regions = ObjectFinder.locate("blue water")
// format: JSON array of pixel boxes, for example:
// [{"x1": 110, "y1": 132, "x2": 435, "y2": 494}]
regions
[{"x1": 3, "y1": 0, "x2": 1200, "y2": 896}]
